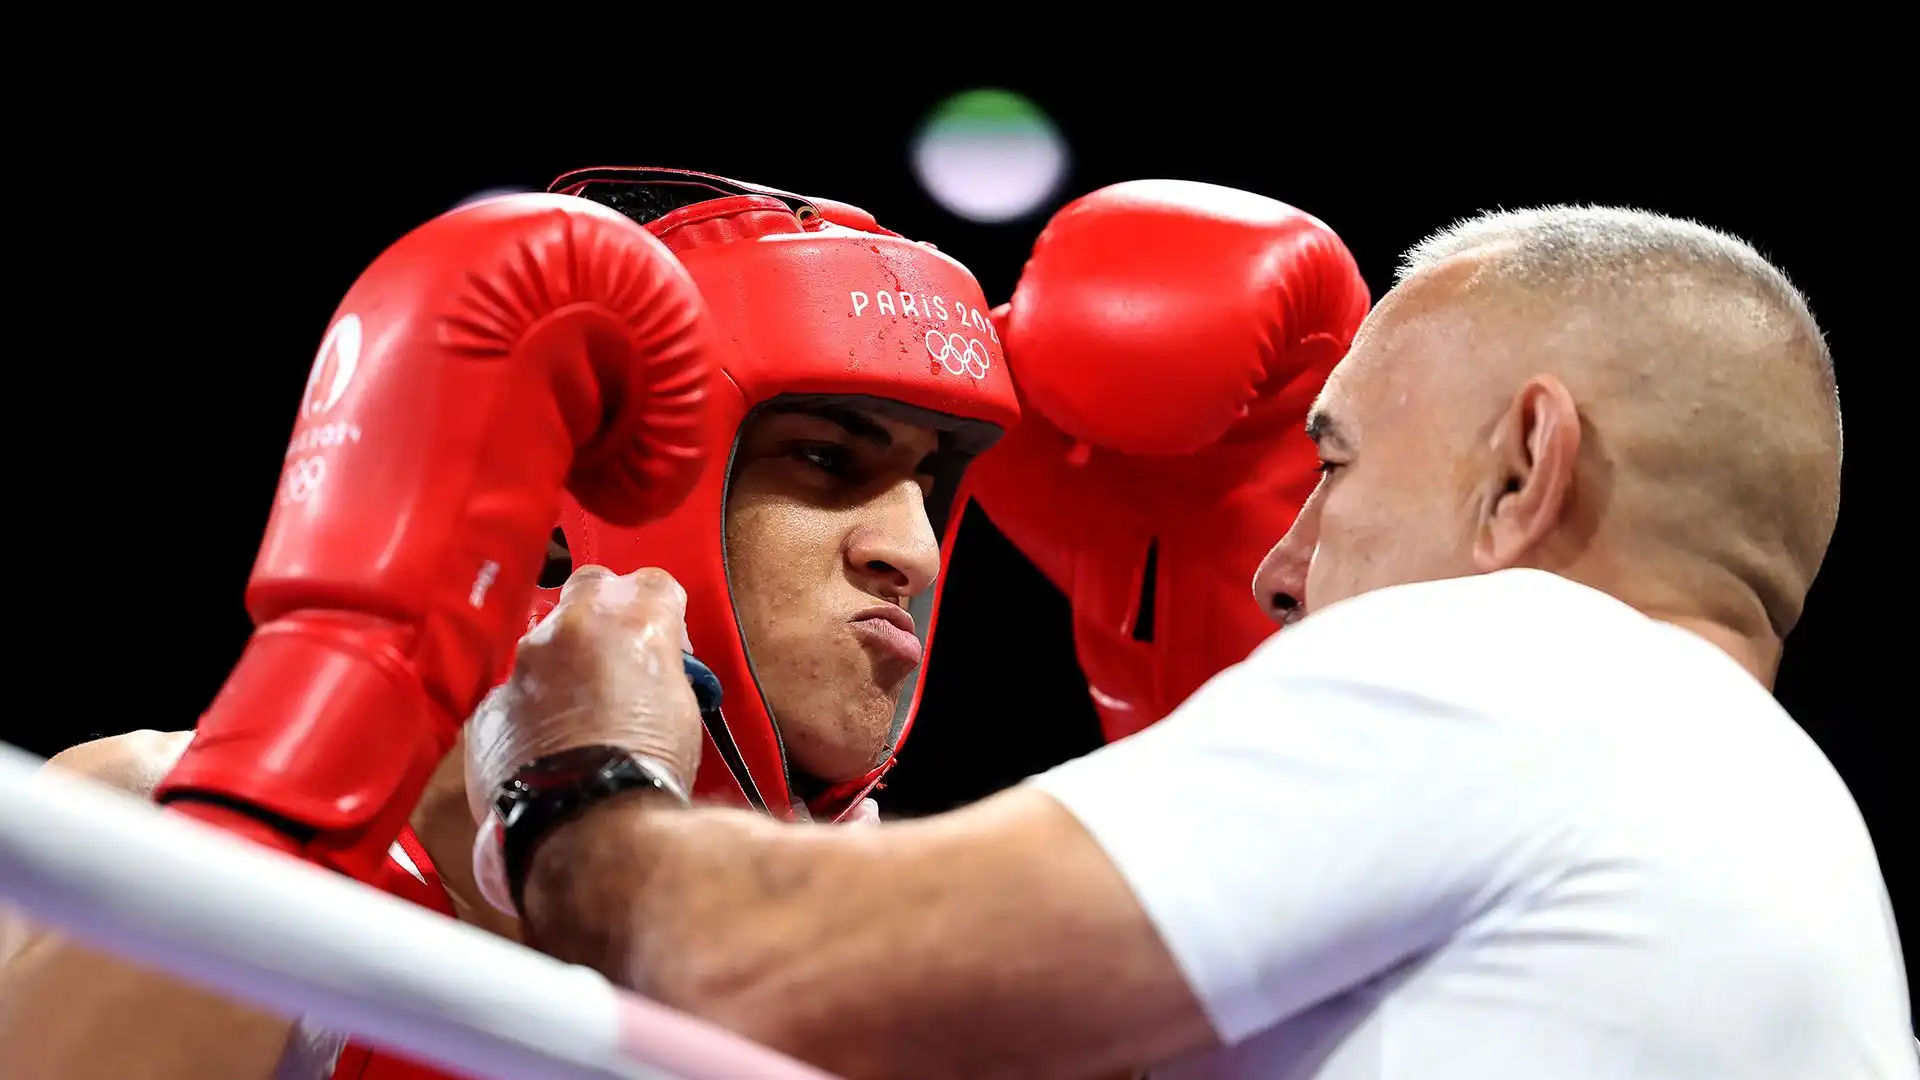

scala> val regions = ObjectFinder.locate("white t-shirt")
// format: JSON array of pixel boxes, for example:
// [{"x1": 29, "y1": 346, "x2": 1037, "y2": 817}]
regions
[{"x1": 1030, "y1": 569, "x2": 1913, "y2": 1079}]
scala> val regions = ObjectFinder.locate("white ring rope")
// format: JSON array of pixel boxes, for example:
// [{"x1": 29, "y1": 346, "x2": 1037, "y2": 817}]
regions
[{"x1": 0, "y1": 741, "x2": 839, "y2": 1080}]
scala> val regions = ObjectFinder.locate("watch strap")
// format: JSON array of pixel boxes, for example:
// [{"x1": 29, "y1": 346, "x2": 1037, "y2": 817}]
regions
[{"x1": 492, "y1": 746, "x2": 688, "y2": 917}]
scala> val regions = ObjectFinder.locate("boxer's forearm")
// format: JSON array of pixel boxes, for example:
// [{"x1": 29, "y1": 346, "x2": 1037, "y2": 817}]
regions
[
  {"x1": 521, "y1": 786, "x2": 1211, "y2": 1080},
  {"x1": 0, "y1": 924, "x2": 301, "y2": 1080},
  {"x1": 2, "y1": 735, "x2": 302, "y2": 1080}
]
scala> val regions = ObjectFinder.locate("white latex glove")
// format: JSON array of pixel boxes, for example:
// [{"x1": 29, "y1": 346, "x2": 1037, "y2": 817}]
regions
[{"x1": 464, "y1": 565, "x2": 704, "y2": 913}]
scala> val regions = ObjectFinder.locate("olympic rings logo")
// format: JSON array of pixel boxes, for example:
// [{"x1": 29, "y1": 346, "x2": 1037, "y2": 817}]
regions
[
  {"x1": 924, "y1": 330, "x2": 991, "y2": 380},
  {"x1": 283, "y1": 455, "x2": 328, "y2": 504}
]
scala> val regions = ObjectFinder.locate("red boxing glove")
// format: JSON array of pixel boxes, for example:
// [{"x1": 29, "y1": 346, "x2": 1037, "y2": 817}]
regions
[
  {"x1": 968, "y1": 180, "x2": 1369, "y2": 742},
  {"x1": 156, "y1": 194, "x2": 716, "y2": 880}
]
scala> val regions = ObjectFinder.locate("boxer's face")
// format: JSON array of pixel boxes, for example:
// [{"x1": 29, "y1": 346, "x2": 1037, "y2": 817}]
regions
[
  {"x1": 1256, "y1": 272, "x2": 1486, "y2": 618},
  {"x1": 725, "y1": 403, "x2": 943, "y2": 785}
]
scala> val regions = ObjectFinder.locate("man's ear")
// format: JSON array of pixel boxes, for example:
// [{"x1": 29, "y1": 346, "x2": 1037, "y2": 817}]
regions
[{"x1": 1474, "y1": 375, "x2": 1581, "y2": 572}]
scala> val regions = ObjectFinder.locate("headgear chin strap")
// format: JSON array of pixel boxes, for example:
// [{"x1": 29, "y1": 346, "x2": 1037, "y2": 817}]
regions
[{"x1": 529, "y1": 168, "x2": 1020, "y2": 821}]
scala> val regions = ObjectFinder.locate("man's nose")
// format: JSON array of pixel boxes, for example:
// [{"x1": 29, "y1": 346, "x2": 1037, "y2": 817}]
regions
[
  {"x1": 1252, "y1": 518, "x2": 1314, "y2": 625},
  {"x1": 846, "y1": 480, "x2": 941, "y2": 598}
]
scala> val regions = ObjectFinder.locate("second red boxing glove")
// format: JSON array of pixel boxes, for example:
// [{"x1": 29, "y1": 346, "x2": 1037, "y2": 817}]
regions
[
  {"x1": 156, "y1": 194, "x2": 717, "y2": 881},
  {"x1": 968, "y1": 180, "x2": 1370, "y2": 741}
]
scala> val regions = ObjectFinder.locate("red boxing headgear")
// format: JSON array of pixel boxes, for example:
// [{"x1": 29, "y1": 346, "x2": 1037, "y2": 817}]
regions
[{"x1": 531, "y1": 168, "x2": 1019, "y2": 821}]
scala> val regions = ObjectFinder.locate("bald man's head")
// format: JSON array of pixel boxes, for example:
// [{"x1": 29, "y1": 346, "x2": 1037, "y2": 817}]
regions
[{"x1": 1254, "y1": 206, "x2": 1841, "y2": 658}]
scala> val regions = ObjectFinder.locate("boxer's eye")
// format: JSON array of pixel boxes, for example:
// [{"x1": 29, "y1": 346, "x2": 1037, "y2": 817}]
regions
[
  {"x1": 1316, "y1": 460, "x2": 1343, "y2": 477},
  {"x1": 792, "y1": 442, "x2": 854, "y2": 476}
]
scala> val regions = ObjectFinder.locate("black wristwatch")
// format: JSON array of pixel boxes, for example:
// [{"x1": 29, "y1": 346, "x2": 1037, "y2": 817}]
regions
[
  {"x1": 490, "y1": 650, "x2": 721, "y2": 915},
  {"x1": 493, "y1": 744, "x2": 690, "y2": 917}
]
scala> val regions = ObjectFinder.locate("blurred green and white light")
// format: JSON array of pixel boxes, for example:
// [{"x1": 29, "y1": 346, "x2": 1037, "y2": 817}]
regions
[{"x1": 911, "y1": 89, "x2": 1068, "y2": 224}]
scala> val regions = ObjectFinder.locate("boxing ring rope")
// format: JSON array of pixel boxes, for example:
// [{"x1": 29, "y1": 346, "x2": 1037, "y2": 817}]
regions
[{"x1": 0, "y1": 741, "x2": 839, "y2": 1080}]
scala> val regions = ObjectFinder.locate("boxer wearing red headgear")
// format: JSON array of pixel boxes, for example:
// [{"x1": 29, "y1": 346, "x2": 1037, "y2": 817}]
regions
[
  {"x1": 0, "y1": 169, "x2": 1017, "y2": 1080},
  {"x1": 530, "y1": 167, "x2": 1020, "y2": 822},
  {"x1": 968, "y1": 179, "x2": 1371, "y2": 743}
]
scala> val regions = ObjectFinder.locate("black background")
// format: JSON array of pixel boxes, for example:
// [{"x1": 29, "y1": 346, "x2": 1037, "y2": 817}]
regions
[{"x1": 18, "y1": 83, "x2": 1901, "y2": 977}]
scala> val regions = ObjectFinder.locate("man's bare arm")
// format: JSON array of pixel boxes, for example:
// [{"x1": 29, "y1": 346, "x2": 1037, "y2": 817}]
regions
[
  {"x1": 522, "y1": 783, "x2": 1214, "y2": 1080},
  {"x1": 0, "y1": 732, "x2": 305, "y2": 1080}
]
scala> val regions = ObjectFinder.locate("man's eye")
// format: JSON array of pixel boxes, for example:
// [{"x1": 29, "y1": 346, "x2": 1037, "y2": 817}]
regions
[
  {"x1": 1316, "y1": 460, "x2": 1343, "y2": 476},
  {"x1": 793, "y1": 443, "x2": 853, "y2": 475}
]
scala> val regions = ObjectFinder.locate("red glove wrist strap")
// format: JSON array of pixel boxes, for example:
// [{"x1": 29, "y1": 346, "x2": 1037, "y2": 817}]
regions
[{"x1": 156, "y1": 612, "x2": 453, "y2": 883}]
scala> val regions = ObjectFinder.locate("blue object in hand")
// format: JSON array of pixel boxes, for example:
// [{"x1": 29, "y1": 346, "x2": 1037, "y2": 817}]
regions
[{"x1": 683, "y1": 652, "x2": 723, "y2": 715}]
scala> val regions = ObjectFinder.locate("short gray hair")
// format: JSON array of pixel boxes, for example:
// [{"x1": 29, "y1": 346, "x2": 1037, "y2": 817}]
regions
[
  {"x1": 1398, "y1": 205, "x2": 1842, "y2": 635},
  {"x1": 1397, "y1": 204, "x2": 1834, "y2": 397}
]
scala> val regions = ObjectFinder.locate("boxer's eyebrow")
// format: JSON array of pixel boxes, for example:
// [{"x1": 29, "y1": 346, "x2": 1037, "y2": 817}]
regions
[
  {"x1": 1305, "y1": 408, "x2": 1349, "y2": 450},
  {"x1": 769, "y1": 403, "x2": 893, "y2": 448}
]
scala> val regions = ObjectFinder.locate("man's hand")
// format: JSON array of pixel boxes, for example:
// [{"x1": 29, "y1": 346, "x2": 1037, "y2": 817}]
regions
[
  {"x1": 464, "y1": 565, "x2": 704, "y2": 820},
  {"x1": 463, "y1": 569, "x2": 1216, "y2": 1079}
]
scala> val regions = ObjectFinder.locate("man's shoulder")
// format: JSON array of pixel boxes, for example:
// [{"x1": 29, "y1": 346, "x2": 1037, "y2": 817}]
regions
[
  {"x1": 1315, "y1": 569, "x2": 1619, "y2": 631},
  {"x1": 1236, "y1": 569, "x2": 1683, "y2": 745},
  {"x1": 1254, "y1": 570, "x2": 1627, "y2": 668},
  {"x1": 44, "y1": 730, "x2": 194, "y2": 797}
]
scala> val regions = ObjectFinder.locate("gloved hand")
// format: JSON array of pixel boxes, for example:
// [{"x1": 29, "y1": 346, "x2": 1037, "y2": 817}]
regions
[
  {"x1": 466, "y1": 566, "x2": 701, "y2": 798},
  {"x1": 967, "y1": 180, "x2": 1370, "y2": 742},
  {"x1": 156, "y1": 193, "x2": 718, "y2": 881},
  {"x1": 465, "y1": 564, "x2": 702, "y2": 916}
]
